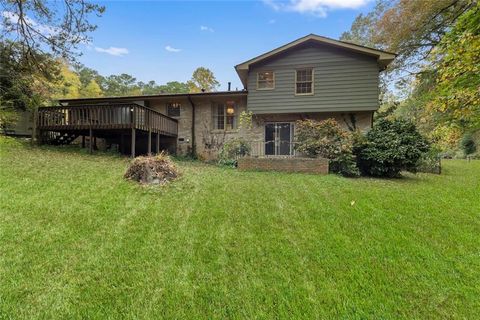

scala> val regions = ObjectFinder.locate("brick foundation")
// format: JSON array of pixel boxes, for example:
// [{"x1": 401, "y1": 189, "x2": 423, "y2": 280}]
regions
[{"x1": 238, "y1": 157, "x2": 329, "y2": 174}]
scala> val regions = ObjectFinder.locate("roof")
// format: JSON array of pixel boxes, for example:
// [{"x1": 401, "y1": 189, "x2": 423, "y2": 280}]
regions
[
  {"x1": 58, "y1": 90, "x2": 247, "y2": 104},
  {"x1": 234, "y1": 34, "x2": 396, "y2": 87}
]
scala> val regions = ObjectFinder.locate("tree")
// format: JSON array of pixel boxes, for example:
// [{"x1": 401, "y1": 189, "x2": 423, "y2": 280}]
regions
[
  {"x1": 53, "y1": 63, "x2": 82, "y2": 99},
  {"x1": 0, "y1": 40, "x2": 59, "y2": 111},
  {"x1": 342, "y1": 0, "x2": 477, "y2": 150},
  {"x1": 428, "y1": 3, "x2": 480, "y2": 132},
  {"x1": 1, "y1": 0, "x2": 104, "y2": 65},
  {"x1": 0, "y1": 42, "x2": 58, "y2": 130},
  {"x1": 137, "y1": 81, "x2": 160, "y2": 95},
  {"x1": 0, "y1": 0, "x2": 103, "y2": 127},
  {"x1": 103, "y1": 74, "x2": 139, "y2": 96},
  {"x1": 80, "y1": 79, "x2": 103, "y2": 98},
  {"x1": 340, "y1": 3, "x2": 385, "y2": 48},
  {"x1": 137, "y1": 80, "x2": 189, "y2": 95},
  {"x1": 187, "y1": 67, "x2": 219, "y2": 92},
  {"x1": 158, "y1": 81, "x2": 189, "y2": 94},
  {"x1": 74, "y1": 64, "x2": 105, "y2": 90},
  {"x1": 341, "y1": 0, "x2": 472, "y2": 80}
]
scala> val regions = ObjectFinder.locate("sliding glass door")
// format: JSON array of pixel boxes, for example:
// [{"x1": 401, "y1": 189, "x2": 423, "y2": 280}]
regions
[{"x1": 265, "y1": 122, "x2": 294, "y2": 156}]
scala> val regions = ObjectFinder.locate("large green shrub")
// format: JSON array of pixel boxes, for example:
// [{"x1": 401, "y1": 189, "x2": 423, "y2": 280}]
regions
[
  {"x1": 355, "y1": 119, "x2": 430, "y2": 177},
  {"x1": 218, "y1": 138, "x2": 251, "y2": 167},
  {"x1": 295, "y1": 119, "x2": 359, "y2": 177},
  {"x1": 460, "y1": 133, "x2": 477, "y2": 156}
]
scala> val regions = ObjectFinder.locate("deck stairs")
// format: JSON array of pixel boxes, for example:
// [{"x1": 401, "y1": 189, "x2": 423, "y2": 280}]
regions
[{"x1": 48, "y1": 132, "x2": 79, "y2": 145}]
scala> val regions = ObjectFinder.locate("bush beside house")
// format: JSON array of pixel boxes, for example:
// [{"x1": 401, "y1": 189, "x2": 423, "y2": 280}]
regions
[
  {"x1": 218, "y1": 138, "x2": 251, "y2": 167},
  {"x1": 355, "y1": 119, "x2": 430, "y2": 177},
  {"x1": 295, "y1": 119, "x2": 359, "y2": 177},
  {"x1": 295, "y1": 118, "x2": 431, "y2": 178}
]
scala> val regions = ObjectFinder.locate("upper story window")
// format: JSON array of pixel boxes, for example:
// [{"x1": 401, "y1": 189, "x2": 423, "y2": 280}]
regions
[
  {"x1": 257, "y1": 71, "x2": 275, "y2": 90},
  {"x1": 295, "y1": 68, "x2": 313, "y2": 95},
  {"x1": 167, "y1": 102, "x2": 181, "y2": 117},
  {"x1": 212, "y1": 101, "x2": 236, "y2": 130}
]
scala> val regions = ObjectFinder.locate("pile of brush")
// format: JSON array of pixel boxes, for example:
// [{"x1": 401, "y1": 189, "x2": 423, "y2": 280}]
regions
[{"x1": 124, "y1": 152, "x2": 179, "y2": 185}]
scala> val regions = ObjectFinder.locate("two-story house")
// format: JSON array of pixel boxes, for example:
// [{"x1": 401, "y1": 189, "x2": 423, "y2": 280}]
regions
[{"x1": 39, "y1": 34, "x2": 395, "y2": 158}]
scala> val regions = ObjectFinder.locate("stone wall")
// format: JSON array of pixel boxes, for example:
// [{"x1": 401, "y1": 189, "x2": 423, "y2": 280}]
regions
[
  {"x1": 148, "y1": 95, "x2": 250, "y2": 160},
  {"x1": 147, "y1": 95, "x2": 373, "y2": 159},
  {"x1": 238, "y1": 157, "x2": 329, "y2": 174}
]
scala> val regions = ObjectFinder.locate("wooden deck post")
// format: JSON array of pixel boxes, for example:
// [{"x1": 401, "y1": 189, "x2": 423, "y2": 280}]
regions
[
  {"x1": 82, "y1": 135, "x2": 86, "y2": 148},
  {"x1": 31, "y1": 107, "x2": 38, "y2": 145},
  {"x1": 156, "y1": 132, "x2": 160, "y2": 154},
  {"x1": 37, "y1": 130, "x2": 44, "y2": 145},
  {"x1": 89, "y1": 128, "x2": 93, "y2": 154},
  {"x1": 131, "y1": 105, "x2": 136, "y2": 158},
  {"x1": 131, "y1": 128, "x2": 136, "y2": 158},
  {"x1": 148, "y1": 130, "x2": 152, "y2": 155},
  {"x1": 120, "y1": 134, "x2": 125, "y2": 154}
]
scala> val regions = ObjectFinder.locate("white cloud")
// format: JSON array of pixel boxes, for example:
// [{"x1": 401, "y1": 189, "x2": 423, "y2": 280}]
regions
[
  {"x1": 200, "y1": 25, "x2": 214, "y2": 32},
  {"x1": 94, "y1": 46, "x2": 129, "y2": 56},
  {"x1": 263, "y1": 0, "x2": 370, "y2": 17},
  {"x1": 2, "y1": 10, "x2": 58, "y2": 36},
  {"x1": 165, "y1": 45, "x2": 181, "y2": 53}
]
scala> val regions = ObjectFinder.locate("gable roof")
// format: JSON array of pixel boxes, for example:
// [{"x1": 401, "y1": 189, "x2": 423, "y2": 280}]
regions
[{"x1": 234, "y1": 34, "x2": 396, "y2": 87}]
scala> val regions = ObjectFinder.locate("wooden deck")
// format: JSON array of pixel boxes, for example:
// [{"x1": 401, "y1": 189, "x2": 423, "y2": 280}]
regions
[
  {"x1": 36, "y1": 103, "x2": 178, "y2": 157},
  {"x1": 37, "y1": 103, "x2": 178, "y2": 136}
]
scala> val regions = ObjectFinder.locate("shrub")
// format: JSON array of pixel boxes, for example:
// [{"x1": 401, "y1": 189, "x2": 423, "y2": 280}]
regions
[
  {"x1": 295, "y1": 119, "x2": 350, "y2": 158},
  {"x1": 460, "y1": 133, "x2": 477, "y2": 156},
  {"x1": 329, "y1": 152, "x2": 360, "y2": 177},
  {"x1": 295, "y1": 119, "x2": 359, "y2": 177},
  {"x1": 218, "y1": 138, "x2": 251, "y2": 167},
  {"x1": 355, "y1": 119, "x2": 430, "y2": 177},
  {"x1": 417, "y1": 146, "x2": 442, "y2": 174},
  {"x1": 124, "y1": 152, "x2": 179, "y2": 185}
]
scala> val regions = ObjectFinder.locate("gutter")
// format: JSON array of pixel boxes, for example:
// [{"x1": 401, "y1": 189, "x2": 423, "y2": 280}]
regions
[
  {"x1": 187, "y1": 95, "x2": 196, "y2": 157},
  {"x1": 58, "y1": 90, "x2": 247, "y2": 104}
]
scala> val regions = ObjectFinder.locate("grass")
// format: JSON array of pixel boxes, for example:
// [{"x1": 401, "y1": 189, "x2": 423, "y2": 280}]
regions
[{"x1": 0, "y1": 136, "x2": 479, "y2": 319}]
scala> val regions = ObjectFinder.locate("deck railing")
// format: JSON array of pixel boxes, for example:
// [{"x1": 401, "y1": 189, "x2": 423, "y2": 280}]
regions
[{"x1": 37, "y1": 103, "x2": 178, "y2": 136}]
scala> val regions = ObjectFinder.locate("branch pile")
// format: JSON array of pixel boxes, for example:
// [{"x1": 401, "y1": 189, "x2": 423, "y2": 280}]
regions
[{"x1": 124, "y1": 152, "x2": 179, "y2": 185}]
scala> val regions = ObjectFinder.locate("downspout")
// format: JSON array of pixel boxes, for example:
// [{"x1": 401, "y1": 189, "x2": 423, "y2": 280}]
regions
[{"x1": 187, "y1": 95, "x2": 197, "y2": 157}]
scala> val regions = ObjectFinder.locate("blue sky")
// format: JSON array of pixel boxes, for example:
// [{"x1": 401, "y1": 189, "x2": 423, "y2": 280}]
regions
[{"x1": 80, "y1": 0, "x2": 375, "y2": 90}]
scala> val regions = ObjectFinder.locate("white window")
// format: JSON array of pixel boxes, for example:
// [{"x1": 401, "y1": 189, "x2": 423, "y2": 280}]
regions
[
  {"x1": 295, "y1": 68, "x2": 313, "y2": 95},
  {"x1": 257, "y1": 71, "x2": 275, "y2": 90},
  {"x1": 212, "y1": 101, "x2": 236, "y2": 130}
]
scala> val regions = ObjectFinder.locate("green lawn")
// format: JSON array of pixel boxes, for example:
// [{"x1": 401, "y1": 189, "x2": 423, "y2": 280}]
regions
[{"x1": 0, "y1": 136, "x2": 479, "y2": 319}]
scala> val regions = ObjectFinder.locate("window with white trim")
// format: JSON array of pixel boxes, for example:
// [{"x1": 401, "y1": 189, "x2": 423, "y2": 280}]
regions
[
  {"x1": 295, "y1": 68, "x2": 313, "y2": 95},
  {"x1": 212, "y1": 101, "x2": 236, "y2": 130},
  {"x1": 257, "y1": 71, "x2": 275, "y2": 90}
]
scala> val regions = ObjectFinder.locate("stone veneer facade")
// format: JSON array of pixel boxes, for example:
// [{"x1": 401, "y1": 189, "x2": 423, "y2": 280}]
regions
[{"x1": 147, "y1": 93, "x2": 373, "y2": 160}]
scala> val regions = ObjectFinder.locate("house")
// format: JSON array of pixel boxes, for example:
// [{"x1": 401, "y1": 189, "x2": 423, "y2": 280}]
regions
[{"x1": 37, "y1": 34, "x2": 395, "y2": 158}]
